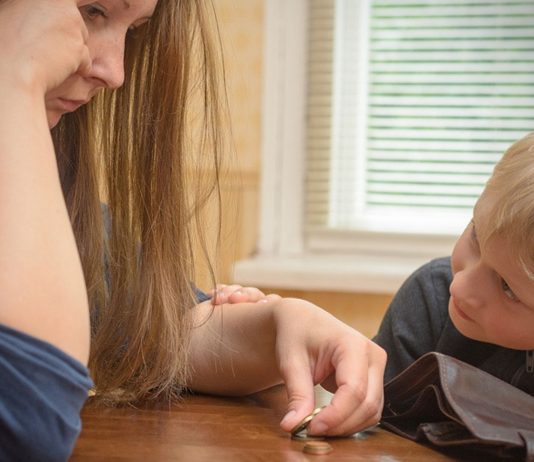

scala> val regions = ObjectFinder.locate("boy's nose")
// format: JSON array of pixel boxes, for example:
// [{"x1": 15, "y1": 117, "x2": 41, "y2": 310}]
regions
[{"x1": 449, "y1": 269, "x2": 485, "y2": 311}]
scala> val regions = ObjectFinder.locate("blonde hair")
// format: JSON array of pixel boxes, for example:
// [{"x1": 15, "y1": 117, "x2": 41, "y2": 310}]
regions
[
  {"x1": 479, "y1": 132, "x2": 534, "y2": 278},
  {"x1": 52, "y1": 0, "x2": 224, "y2": 402}
]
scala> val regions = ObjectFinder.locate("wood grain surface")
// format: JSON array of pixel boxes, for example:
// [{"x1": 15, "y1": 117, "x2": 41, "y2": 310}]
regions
[{"x1": 71, "y1": 386, "x2": 470, "y2": 461}]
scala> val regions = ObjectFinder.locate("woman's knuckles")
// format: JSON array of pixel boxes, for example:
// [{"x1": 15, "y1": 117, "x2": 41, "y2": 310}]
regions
[{"x1": 0, "y1": 0, "x2": 89, "y2": 94}]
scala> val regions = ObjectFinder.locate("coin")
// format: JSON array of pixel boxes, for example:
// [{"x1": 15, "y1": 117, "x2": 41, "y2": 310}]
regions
[
  {"x1": 290, "y1": 414, "x2": 315, "y2": 436},
  {"x1": 291, "y1": 433, "x2": 325, "y2": 442},
  {"x1": 303, "y1": 441, "x2": 333, "y2": 455},
  {"x1": 290, "y1": 406, "x2": 326, "y2": 435}
]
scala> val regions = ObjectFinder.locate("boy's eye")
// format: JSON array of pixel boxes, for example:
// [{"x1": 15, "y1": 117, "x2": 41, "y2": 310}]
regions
[{"x1": 502, "y1": 279, "x2": 519, "y2": 302}]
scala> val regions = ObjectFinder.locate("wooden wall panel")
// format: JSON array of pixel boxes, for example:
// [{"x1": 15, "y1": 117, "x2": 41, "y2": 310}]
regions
[
  {"x1": 196, "y1": 1, "x2": 392, "y2": 337},
  {"x1": 259, "y1": 288, "x2": 392, "y2": 338}
]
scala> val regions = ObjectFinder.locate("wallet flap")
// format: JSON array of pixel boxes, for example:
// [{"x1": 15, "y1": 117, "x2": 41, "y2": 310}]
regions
[{"x1": 435, "y1": 353, "x2": 534, "y2": 447}]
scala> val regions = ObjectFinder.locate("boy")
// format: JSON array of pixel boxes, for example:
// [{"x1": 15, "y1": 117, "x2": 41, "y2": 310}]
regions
[{"x1": 374, "y1": 133, "x2": 534, "y2": 395}]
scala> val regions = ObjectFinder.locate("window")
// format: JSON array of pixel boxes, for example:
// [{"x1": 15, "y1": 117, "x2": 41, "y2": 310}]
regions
[
  {"x1": 307, "y1": 0, "x2": 534, "y2": 238},
  {"x1": 233, "y1": 0, "x2": 534, "y2": 293}
]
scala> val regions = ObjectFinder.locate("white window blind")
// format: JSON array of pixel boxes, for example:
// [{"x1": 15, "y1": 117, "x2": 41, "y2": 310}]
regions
[{"x1": 306, "y1": 0, "x2": 534, "y2": 237}]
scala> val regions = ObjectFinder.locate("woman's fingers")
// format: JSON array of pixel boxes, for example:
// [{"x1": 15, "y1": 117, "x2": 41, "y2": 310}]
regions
[
  {"x1": 0, "y1": 0, "x2": 93, "y2": 94},
  {"x1": 271, "y1": 298, "x2": 387, "y2": 438},
  {"x1": 277, "y1": 355, "x2": 316, "y2": 433},
  {"x1": 211, "y1": 284, "x2": 270, "y2": 305},
  {"x1": 308, "y1": 342, "x2": 386, "y2": 436},
  {"x1": 77, "y1": 44, "x2": 92, "y2": 77}
]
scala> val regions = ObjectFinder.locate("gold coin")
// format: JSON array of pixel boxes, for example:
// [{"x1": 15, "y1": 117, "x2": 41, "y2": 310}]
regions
[
  {"x1": 303, "y1": 441, "x2": 333, "y2": 455},
  {"x1": 290, "y1": 414, "x2": 315, "y2": 435},
  {"x1": 290, "y1": 406, "x2": 326, "y2": 435}
]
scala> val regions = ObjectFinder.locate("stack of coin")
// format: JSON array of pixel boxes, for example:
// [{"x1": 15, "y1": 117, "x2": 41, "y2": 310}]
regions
[
  {"x1": 290, "y1": 407, "x2": 326, "y2": 442},
  {"x1": 303, "y1": 441, "x2": 333, "y2": 455}
]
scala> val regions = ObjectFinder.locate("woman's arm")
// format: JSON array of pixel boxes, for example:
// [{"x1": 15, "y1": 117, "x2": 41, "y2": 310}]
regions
[
  {"x1": 0, "y1": 0, "x2": 92, "y2": 364},
  {"x1": 188, "y1": 297, "x2": 386, "y2": 437},
  {"x1": 0, "y1": 88, "x2": 90, "y2": 364}
]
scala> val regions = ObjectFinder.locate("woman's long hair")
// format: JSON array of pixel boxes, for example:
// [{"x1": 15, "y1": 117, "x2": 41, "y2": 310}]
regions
[{"x1": 52, "y1": 0, "x2": 224, "y2": 402}]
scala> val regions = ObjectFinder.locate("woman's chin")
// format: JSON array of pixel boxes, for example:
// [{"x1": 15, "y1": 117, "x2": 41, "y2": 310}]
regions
[{"x1": 46, "y1": 111, "x2": 62, "y2": 129}]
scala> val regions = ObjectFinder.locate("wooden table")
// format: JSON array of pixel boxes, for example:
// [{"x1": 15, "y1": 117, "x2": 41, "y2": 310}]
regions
[{"x1": 71, "y1": 386, "x2": 467, "y2": 461}]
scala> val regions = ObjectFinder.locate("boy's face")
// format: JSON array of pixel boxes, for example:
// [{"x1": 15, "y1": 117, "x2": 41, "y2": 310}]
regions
[{"x1": 449, "y1": 192, "x2": 534, "y2": 350}]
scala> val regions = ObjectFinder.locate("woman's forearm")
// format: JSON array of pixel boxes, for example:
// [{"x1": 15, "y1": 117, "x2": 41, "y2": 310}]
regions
[
  {"x1": 0, "y1": 87, "x2": 90, "y2": 364},
  {"x1": 187, "y1": 300, "x2": 282, "y2": 395}
]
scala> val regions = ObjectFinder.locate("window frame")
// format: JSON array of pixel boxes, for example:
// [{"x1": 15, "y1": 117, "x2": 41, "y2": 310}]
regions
[{"x1": 232, "y1": 0, "x2": 459, "y2": 293}]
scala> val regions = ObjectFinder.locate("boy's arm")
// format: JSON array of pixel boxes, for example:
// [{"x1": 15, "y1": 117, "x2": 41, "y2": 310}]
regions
[{"x1": 188, "y1": 297, "x2": 386, "y2": 437}]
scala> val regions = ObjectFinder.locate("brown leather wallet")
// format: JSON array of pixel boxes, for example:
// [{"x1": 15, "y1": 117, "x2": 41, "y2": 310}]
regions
[{"x1": 381, "y1": 352, "x2": 534, "y2": 461}]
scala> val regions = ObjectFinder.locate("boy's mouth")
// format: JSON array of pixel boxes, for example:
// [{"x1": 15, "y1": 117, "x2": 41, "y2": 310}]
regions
[{"x1": 450, "y1": 297, "x2": 474, "y2": 322}]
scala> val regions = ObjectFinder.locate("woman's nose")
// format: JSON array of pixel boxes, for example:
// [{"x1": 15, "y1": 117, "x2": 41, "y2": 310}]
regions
[{"x1": 87, "y1": 37, "x2": 126, "y2": 90}]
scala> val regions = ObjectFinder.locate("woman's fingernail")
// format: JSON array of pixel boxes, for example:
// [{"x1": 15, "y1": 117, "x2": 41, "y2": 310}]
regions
[{"x1": 280, "y1": 410, "x2": 296, "y2": 427}]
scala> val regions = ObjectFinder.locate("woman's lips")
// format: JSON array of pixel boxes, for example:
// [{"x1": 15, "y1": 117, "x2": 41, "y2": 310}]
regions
[{"x1": 56, "y1": 98, "x2": 88, "y2": 112}]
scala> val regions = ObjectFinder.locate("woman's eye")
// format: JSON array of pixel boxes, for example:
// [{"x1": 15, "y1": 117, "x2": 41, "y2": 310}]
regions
[
  {"x1": 502, "y1": 279, "x2": 519, "y2": 302},
  {"x1": 81, "y1": 5, "x2": 106, "y2": 20}
]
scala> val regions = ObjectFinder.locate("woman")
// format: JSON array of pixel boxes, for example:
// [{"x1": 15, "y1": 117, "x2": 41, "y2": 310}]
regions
[{"x1": 0, "y1": 1, "x2": 386, "y2": 459}]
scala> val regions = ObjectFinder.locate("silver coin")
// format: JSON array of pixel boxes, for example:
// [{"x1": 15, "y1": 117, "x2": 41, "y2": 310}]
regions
[{"x1": 291, "y1": 432, "x2": 325, "y2": 442}]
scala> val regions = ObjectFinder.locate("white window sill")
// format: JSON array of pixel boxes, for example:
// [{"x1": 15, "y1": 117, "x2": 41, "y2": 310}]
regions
[{"x1": 232, "y1": 253, "x2": 437, "y2": 294}]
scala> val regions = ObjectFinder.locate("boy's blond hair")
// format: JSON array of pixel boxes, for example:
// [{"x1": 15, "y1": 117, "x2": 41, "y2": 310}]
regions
[{"x1": 480, "y1": 132, "x2": 534, "y2": 278}]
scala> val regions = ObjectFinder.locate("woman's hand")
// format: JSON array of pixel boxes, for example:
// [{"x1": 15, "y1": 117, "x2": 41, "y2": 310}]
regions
[
  {"x1": 209, "y1": 284, "x2": 280, "y2": 305},
  {"x1": 0, "y1": 0, "x2": 93, "y2": 365},
  {"x1": 0, "y1": 0, "x2": 91, "y2": 95},
  {"x1": 272, "y1": 298, "x2": 386, "y2": 437},
  {"x1": 189, "y1": 296, "x2": 386, "y2": 437}
]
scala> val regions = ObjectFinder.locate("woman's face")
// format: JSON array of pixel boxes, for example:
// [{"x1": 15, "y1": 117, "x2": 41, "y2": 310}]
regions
[{"x1": 45, "y1": 0, "x2": 158, "y2": 128}]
